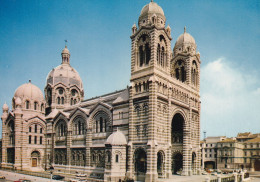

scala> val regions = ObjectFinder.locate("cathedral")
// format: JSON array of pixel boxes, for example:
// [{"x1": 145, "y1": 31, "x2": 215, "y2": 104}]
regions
[{"x1": 1, "y1": 1, "x2": 201, "y2": 181}]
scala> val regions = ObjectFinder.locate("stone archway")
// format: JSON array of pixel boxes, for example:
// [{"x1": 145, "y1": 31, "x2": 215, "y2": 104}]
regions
[
  {"x1": 192, "y1": 152, "x2": 196, "y2": 174},
  {"x1": 171, "y1": 113, "x2": 184, "y2": 144},
  {"x1": 135, "y1": 148, "x2": 147, "y2": 173},
  {"x1": 172, "y1": 153, "x2": 183, "y2": 174},
  {"x1": 157, "y1": 151, "x2": 165, "y2": 177}
]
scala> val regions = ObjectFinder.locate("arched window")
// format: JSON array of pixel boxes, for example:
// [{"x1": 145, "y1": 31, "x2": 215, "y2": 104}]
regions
[
  {"x1": 73, "y1": 117, "x2": 85, "y2": 135},
  {"x1": 34, "y1": 102, "x2": 38, "y2": 110},
  {"x1": 61, "y1": 97, "x2": 64, "y2": 104},
  {"x1": 137, "y1": 34, "x2": 151, "y2": 67},
  {"x1": 29, "y1": 135, "x2": 31, "y2": 144},
  {"x1": 157, "y1": 35, "x2": 167, "y2": 67},
  {"x1": 191, "y1": 60, "x2": 198, "y2": 86},
  {"x1": 116, "y1": 154, "x2": 119, "y2": 163},
  {"x1": 94, "y1": 111, "x2": 109, "y2": 133},
  {"x1": 57, "y1": 97, "x2": 60, "y2": 104},
  {"x1": 173, "y1": 60, "x2": 186, "y2": 82},
  {"x1": 47, "y1": 88, "x2": 52, "y2": 106},
  {"x1": 56, "y1": 120, "x2": 67, "y2": 137},
  {"x1": 41, "y1": 104, "x2": 44, "y2": 112},
  {"x1": 100, "y1": 117, "x2": 103, "y2": 132},
  {"x1": 26, "y1": 100, "x2": 30, "y2": 109}
]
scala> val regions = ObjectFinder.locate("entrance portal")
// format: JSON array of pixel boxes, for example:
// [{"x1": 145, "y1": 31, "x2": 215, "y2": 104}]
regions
[
  {"x1": 172, "y1": 153, "x2": 183, "y2": 174},
  {"x1": 31, "y1": 151, "x2": 40, "y2": 167},
  {"x1": 135, "y1": 148, "x2": 147, "y2": 173}
]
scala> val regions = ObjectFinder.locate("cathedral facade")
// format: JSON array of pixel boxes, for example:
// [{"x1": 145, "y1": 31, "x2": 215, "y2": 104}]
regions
[{"x1": 1, "y1": 1, "x2": 201, "y2": 182}]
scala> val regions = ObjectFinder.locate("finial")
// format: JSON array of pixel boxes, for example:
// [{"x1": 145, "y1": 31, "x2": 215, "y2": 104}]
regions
[
  {"x1": 184, "y1": 26, "x2": 186, "y2": 33},
  {"x1": 29, "y1": 80, "x2": 31, "y2": 83},
  {"x1": 151, "y1": 0, "x2": 153, "y2": 2},
  {"x1": 65, "y1": 40, "x2": 68, "y2": 48}
]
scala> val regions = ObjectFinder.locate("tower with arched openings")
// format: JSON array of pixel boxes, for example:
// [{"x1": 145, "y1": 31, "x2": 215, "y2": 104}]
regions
[{"x1": 128, "y1": 1, "x2": 201, "y2": 181}]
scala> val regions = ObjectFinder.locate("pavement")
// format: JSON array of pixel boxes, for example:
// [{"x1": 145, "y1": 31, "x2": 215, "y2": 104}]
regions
[
  {"x1": 0, "y1": 169, "x2": 259, "y2": 182},
  {"x1": 0, "y1": 170, "x2": 65, "y2": 182}
]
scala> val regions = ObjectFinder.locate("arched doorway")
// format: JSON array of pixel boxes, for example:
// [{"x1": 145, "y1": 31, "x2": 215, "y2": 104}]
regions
[
  {"x1": 135, "y1": 149, "x2": 147, "y2": 174},
  {"x1": 255, "y1": 159, "x2": 260, "y2": 171},
  {"x1": 157, "y1": 151, "x2": 164, "y2": 177},
  {"x1": 31, "y1": 151, "x2": 40, "y2": 167},
  {"x1": 172, "y1": 153, "x2": 183, "y2": 174},
  {"x1": 171, "y1": 113, "x2": 184, "y2": 144},
  {"x1": 192, "y1": 152, "x2": 196, "y2": 174}
]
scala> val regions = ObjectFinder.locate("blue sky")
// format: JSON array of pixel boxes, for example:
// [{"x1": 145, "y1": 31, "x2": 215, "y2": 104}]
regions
[{"x1": 0, "y1": 0, "x2": 259, "y2": 138}]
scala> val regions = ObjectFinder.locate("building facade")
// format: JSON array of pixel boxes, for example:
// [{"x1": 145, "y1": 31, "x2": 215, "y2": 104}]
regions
[
  {"x1": 200, "y1": 136, "x2": 226, "y2": 169},
  {"x1": 200, "y1": 133, "x2": 260, "y2": 172},
  {"x1": 1, "y1": 1, "x2": 201, "y2": 182}
]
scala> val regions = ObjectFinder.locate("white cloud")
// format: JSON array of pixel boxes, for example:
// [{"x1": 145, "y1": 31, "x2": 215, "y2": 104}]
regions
[{"x1": 200, "y1": 58, "x2": 260, "y2": 137}]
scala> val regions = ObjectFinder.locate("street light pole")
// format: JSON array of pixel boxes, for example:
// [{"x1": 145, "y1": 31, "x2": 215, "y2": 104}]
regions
[{"x1": 49, "y1": 165, "x2": 54, "y2": 182}]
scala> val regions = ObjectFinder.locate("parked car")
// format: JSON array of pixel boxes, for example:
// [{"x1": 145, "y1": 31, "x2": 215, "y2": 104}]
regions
[
  {"x1": 76, "y1": 173, "x2": 87, "y2": 177},
  {"x1": 52, "y1": 175, "x2": 65, "y2": 180},
  {"x1": 0, "y1": 175, "x2": 5, "y2": 179},
  {"x1": 70, "y1": 179, "x2": 88, "y2": 182}
]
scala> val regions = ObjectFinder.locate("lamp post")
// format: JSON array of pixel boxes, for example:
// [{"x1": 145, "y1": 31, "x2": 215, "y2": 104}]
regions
[{"x1": 49, "y1": 165, "x2": 54, "y2": 182}]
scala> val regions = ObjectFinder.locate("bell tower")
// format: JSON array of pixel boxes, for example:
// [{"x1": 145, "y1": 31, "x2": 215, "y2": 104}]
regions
[
  {"x1": 128, "y1": 1, "x2": 201, "y2": 181},
  {"x1": 128, "y1": 1, "x2": 173, "y2": 181}
]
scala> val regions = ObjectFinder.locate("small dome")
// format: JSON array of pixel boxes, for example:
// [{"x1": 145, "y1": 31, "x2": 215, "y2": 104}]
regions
[
  {"x1": 62, "y1": 45, "x2": 70, "y2": 54},
  {"x1": 174, "y1": 27, "x2": 197, "y2": 55},
  {"x1": 105, "y1": 130, "x2": 127, "y2": 146},
  {"x1": 2, "y1": 103, "x2": 8, "y2": 111},
  {"x1": 175, "y1": 31, "x2": 196, "y2": 48},
  {"x1": 46, "y1": 64, "x2": 83, "y2": 89},
  {"x1": 140, "y1": 1, "x2": 164, "y2": 18},
  {"x1": 14, "y1": 81, "x2": 44, "y2": 103},
  {"x1": 15, "y1": 97, "x2": 22, "y2": 106}
]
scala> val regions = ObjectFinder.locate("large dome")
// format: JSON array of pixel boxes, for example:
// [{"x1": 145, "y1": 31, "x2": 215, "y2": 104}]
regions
[
  {"x1": 46, "y1": 64, "x2": 83, "y2": 89},
  {"x1": 140, "y1": 1, "x2": 164, "y2": 18},
  {"x1": 14, "y1": 81, "x2": 44, "y2": 102}
]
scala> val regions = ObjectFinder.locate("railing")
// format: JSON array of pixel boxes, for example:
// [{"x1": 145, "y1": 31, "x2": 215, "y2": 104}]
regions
[{"x1": 221, "y1": 176, "x2": 235, "y2": 182}]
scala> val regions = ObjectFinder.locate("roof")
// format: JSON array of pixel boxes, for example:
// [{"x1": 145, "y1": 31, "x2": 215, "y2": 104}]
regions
[
  {"x1": 245, "y1": 137, "x2": 260, "y2": 143},
  {"x1": 112, "y1": 88, "x2": 129, "y2": 105},
  {"x1": 218, "y1": 138, "x2": 237, "y2": 143}
]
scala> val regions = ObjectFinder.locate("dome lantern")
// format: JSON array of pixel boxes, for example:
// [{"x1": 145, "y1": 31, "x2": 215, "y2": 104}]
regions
[
  {"x1": 61, "y1": 45, "x2": 70, "y2": 65},
  {"x1": 2, "y1": 103, "x2": 8, "y2": 112}
]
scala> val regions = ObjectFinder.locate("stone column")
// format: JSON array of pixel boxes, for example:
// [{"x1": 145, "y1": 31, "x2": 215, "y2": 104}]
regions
[
  {"x1": 85, "y1": 128, "x2": 92, "y2": 167},
  {"x1": 145, "y1": 73, "x2": 158, "y2": 182},
  {"x1": 126, "y1": 84, "x2": 134, "y2": 178},
  {"x1": 182, "y1": 127, "x2": 189, "y2": 176},
  {"x1": 1, "y1": 109, "x2": 7, "y2": 166},
  {"x1": 14, "y1": 107, "x2": 23, "y2": 170},
  {"x1": 67, "y1": 130, "x2": 72, "y2": 167}
]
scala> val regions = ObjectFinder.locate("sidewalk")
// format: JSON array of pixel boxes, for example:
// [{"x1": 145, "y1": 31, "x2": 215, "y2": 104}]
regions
[{"x1": 0, "y1": 170, "x2": 65, "y2": 182}]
